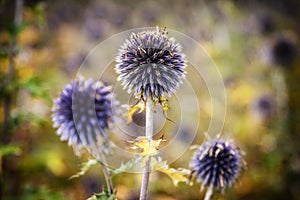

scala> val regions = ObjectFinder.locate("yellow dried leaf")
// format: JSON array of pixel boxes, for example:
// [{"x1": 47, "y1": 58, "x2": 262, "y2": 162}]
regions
[
  {"x1": 126, "y1": 102, "x2": 145, "y2": 124},
  {"x1": 129, "y1": 136, "x2": 165, "y2": 156},
  {"x1": 153, "y1": 159, "x2": 190, "y2": 186},
  {"x1": 158, "y1": 96, "x2": 169, "y2": 111}
]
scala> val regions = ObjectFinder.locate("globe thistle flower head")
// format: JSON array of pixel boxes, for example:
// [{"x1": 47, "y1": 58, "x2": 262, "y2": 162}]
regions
[
  {"x1": 257, "y1": 14, "x2": 275, "y2": 35},
  {"x1": 253, "y1": 94, "x2": 275, "y2": 121},
  {"x1": 51, "y1": 79, "x2": 115, "y2": 156},
  {"x1": 269, "y1": 34, "x2": 298, "y2": 68},
  {"x1": 115, "y1": 27, "x2": 186, "y2": 102},
  {"x1": 190, "y1": 139, "x2": 244, "y2": 191}
]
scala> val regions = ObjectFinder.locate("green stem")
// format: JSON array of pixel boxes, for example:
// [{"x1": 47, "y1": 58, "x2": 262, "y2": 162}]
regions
[
  {"x1": 280, "y1": 64, "x2": 300, "y2": 199},
  {"x1": 139, "y1": 99, "x2": 154, "y2": 200},
  {"x1": 99, "y1": 153, "x2": 114, "y2": 195}
]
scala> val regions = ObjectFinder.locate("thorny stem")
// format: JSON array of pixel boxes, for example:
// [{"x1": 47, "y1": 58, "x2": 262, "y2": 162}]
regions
[
  {"x1": 139, "y1": 99, "x2": 154, "y2": 200},
  {"x1": 204, "y1": 184, "x2": 214, "y2": 200},
  {"x1": 1, "y1": 0, "x2": 23, "y2": 198},
  {"x1": 99, "y1": 152, "x2": 114, "y2": 195}
]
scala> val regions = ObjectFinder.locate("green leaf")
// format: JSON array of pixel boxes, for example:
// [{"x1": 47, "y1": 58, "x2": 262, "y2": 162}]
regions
[
  {"x1": 8, "y1": 20, "x2": 29, "y2": 37},
  {"x1": 87, "y1": 190, "x2": 117, "y2": 200},
  {"x1": 0, "y1": 46, "x2": 9, "y2": 58},
  {"x1": 31, "y1": 3, "x2": 46, "y2": 28},
  {"x1": 70, "y1": 159, "x2": 100, "y2": 179},
  {"x1": 21, "y1": 184, "x2": 64, "y2": 200},
  {"x1": 109, "y1": 156, "x2": 142, "y2": 175},
  {"x1": 19, "y1": 77, "x2": 50, "y2": 101},
  {"x1": 0, "y1": 145, "x2": 21, "y2": 157}
]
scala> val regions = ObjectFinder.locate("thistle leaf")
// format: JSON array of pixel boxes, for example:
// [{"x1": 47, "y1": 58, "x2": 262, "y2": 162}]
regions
[
  {"x1": 110, "y1": 156, "x2": 142, "y2": 174},
  {"x1": 87, "y1": 190, "x2": 117, "y2": 200},
  {"x1": 70, "y1": 159, "x2": 99, "y2": 179},
  {"x1": 126, "y1": 102, "x2": 145, "y2": 124},
  {"x1": 152, "y1": 157, "x2": 191, "y2": 186},
  {"x1": 0, "y1": 145, "x2": 21, "y2": 157},
  {"x1": 129, "y1": 136, "x2": 166, "y2": 156}
]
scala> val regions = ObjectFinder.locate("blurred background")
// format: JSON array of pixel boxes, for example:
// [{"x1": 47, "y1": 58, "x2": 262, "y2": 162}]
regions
[{"x1": 1, "y1": 0, "x2": 300, "y2": 199}]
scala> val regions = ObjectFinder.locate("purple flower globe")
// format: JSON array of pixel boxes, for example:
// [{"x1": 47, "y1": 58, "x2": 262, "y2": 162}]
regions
[
  {"x1": 115, "y1": 27, "x2": 186, "y2": 101},
  {"x1": 190, "y1": 139, "x2": 244, "y2": 191},
  {"x1": 51, "y1": 79, "x2": 115, "y2": 156},
  {"x1": 269, "y1": 34, "x2": 297, "y2": 68}
]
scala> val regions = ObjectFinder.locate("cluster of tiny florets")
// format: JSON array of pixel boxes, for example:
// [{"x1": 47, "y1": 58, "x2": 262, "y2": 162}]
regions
[
  {"x1": 115, "y1": 27, "x2": 186, "y2": 101},
  {"x1": 190, "y1": 139, "x2": 244, "y2": 190},
  {"x1": 51, "y1": 79, "x2": 114, "y2": 156}
]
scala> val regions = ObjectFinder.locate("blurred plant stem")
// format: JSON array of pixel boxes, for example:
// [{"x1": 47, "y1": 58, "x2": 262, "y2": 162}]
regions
[
  {"x1": 2, "y1": 0, "x2": 23, "y2": 144},
  {"x1": 99, "y1": 152, "x2": 114, "y2": 195},
  {"x1": 139, "y1": 99, "x2": 154, "y2": 200},
  {"x1": 281, "y1": 59, "x2": 300, "y2": 198},
  {"x1": 1, "y1": 0, "x2": 23, "y2": 198}
]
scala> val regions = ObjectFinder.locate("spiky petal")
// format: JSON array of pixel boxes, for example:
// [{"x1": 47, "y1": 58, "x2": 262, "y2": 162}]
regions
[{"x1": 115, "y1": 27, "x2": 186, "y2": 101}]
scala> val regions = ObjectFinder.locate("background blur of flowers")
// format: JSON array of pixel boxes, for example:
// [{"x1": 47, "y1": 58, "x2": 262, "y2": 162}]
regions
[{"x1": 1, "y1": 0, "x2": 300, "y2": 199}]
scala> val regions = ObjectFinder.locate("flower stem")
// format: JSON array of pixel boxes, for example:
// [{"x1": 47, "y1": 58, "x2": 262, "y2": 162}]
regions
[
  {"x1": 139, "y1": 99, "x2": 154, "y2": 200},
  {"x1": 99, "y1": 152, "x2": 114, "y2": 195},
  {"x1": 204, "y1": 184, "x2": 213, "y2": 200}
]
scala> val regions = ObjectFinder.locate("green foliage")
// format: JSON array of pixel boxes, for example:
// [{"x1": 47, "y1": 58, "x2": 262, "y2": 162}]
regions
[
  {"x1": 109, "y1": 156, "x2": 142, "y2": 175},
  {"x1": 152, "y1": 157, "x2": 191, "y2": 186},
  {"x1": 0, "y1": 77, "x2": 18, "y2": 99},
  {"x1": 70, "y1": 159, "x2": 100, "y2": 179},
  {"x1": 0, "y1": 46, "x2": 9, "y2": 58},
  {"x1": 20, "y1": 185, "x2": 64, "y2": 200},
  {"x1": 20, "y1": 77, "x2": 50, "y2": 101},
  {"x1": 8, "y1": 20, "x2": 28, "y2": 38},
  {"x1": 87, "y1": 190, "x2": 117, "y2": 200},
  {"x1": 30, "y1": 3, "x2": 46, "y2": 28},
  {"x1": 0, "y1": 144, "x2": 21, "y2": 157}
]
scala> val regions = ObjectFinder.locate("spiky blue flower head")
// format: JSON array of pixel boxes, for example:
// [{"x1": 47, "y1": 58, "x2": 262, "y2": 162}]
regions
[
  {"x1": 51, "y1": 79, "x2": 114, "y2": 156},
  {"x1": 115, "y1": 27, "x2": 186, "y2": 102},
  {"x1": 190, "y1": 139, "x2": 244, "y2": 191}
]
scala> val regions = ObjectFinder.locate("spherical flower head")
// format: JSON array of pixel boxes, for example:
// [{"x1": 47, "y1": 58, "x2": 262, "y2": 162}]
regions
[
  {"x1": 269, "y1": 34, "x2": 298, "y2": 68},
  {"x1": 115, "y1": 27, "x2": 186, "y2": 102},
  {"x1": 51, "y1": 79, "x2": 115, "y2": 156},
  {"x1": 257, "y1": 14, "x2": 275, "y2": 35},
  {"x1": 190, "y1": 139, "x2": 244, "y2": 191},
  {"x1": 254, "y1": 94, "x2": 275, "y2": 120}
]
